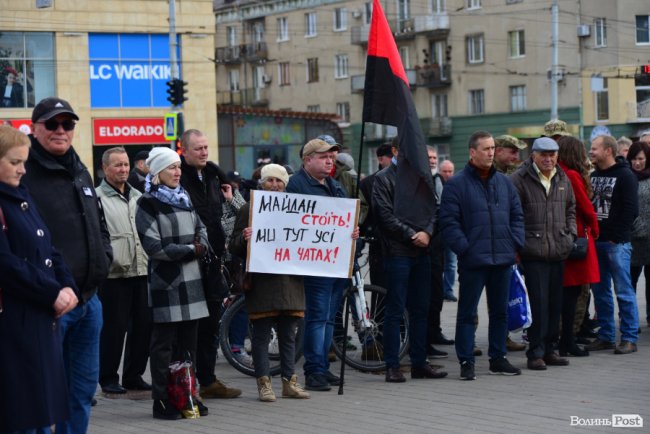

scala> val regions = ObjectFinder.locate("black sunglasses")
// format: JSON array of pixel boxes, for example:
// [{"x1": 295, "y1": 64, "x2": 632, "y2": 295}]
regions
[{"x1": 38, "y1": 119, "x2": 76, "y2": 131}]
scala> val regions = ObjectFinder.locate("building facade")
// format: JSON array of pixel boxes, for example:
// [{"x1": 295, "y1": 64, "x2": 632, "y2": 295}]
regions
[{"x1": 1, "y1": 0, "x2": 217, "y2": 178}]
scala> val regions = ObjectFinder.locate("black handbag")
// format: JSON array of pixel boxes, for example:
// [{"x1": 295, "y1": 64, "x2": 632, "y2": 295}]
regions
[
  {"x1": 226, "y1": 256, "x2": 252, "y2": 295},
  {"x1": 568, "y1": 230, "x2": 588, "y2": 260},
  {"x1": 200, "y1": 247, "x2": 229, "y2": 301}
]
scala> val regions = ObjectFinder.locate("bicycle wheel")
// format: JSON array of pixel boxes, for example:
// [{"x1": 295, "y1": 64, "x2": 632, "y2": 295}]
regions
[
  {"x1": 219, "y1": 296, "x2": 304, "y2": 377},
  {"x1": 332, "y1": 284, "x2": 409, "y2": 372}
]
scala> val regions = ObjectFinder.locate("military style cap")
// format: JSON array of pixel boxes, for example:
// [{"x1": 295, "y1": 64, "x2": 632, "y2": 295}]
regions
[
  {"x1": 495, "y1": 134, "x2": 527, "y2": 150},
  {"x1": 543, "y1": 119, "x2": 571, "y2": 137}
]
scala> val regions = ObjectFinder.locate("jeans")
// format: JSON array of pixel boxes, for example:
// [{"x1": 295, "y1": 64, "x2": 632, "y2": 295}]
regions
[
  {"x1": 251, "y1": 316, "x2": 299, "y2": 379},
  {"x1": 522, "y1": 261, "x2": 564, "y2": 359},
  {"x1": 302, "y1": 276, "x2": 346, "y2": 376},
  {"x1": 229, "y1": 303, "x2": 250, "y2": 351},
  {"x1": 383, "y1": 255, "x2": 431, "y2": 369},
  {"x1": 592, "y1": 242, "x2": 639, "y2": 343},
  {"x1": 455, "y1": 265, "x2": 511, "y2": 363},
  {"x1": 56, "y1": 294, "x2": 103, "y2": 434},
  {"x1": 443, "y1": 248, "x2": 457, "y2": 298}
]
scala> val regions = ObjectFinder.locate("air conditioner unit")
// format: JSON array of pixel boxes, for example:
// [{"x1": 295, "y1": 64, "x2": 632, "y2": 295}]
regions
[
  {"x1": 577, "y1": 24, "x2": 591, "y2": 37},
  {"x1": 352, "y1": 9, "x2": 362, "y2": 19},
  {"x1": 262, "y1": 74, "x2": 272, "y2": 84}
]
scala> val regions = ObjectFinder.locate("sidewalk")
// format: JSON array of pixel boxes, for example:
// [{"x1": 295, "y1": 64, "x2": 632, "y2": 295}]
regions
[{"x1": 89, "y1": 287, "x2": 649, "y2": 433}]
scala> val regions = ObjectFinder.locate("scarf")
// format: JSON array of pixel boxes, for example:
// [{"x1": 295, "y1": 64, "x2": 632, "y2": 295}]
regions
[
  {"x1": 145, "y1": 174, "x2": 192, "y2": 209},
  {"x1": 633, "y1": 167, "x2": 650, "y2": 181}
]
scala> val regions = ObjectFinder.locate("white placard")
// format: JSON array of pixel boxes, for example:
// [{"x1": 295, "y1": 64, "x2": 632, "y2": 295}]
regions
[{"x1": 246, "y1": 190, "x2": 360, "y2": 278}]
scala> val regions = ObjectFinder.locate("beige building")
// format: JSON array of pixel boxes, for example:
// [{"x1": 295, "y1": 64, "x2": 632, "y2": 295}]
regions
[
  {"x1": 214, "y1": 0, "x2": 650, "y2": 168},
  {"x1": 1, "y1": 0, "x2": 217, "y2": 177}
]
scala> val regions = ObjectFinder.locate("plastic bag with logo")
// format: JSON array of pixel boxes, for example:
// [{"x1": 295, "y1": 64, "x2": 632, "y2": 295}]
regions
[{"x1": 507, "y1": 265, "x2": 532, "y2": 332}]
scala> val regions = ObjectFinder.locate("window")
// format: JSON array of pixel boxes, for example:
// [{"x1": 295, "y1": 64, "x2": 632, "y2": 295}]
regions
[
  {"x1": 278, "y1": 62, "x2": 290, "y2": 86},
  {"x1": 305, "y1": 12, "x2": 317, "y2": 37},
  {"x1": 595, "y1": 78, "x2": 608, "y2": 121},
  {"x1": 0, "y1": 32, "x2": 55, "y2": 108},
  {"x1": 252, "y1": 22, "x2": 265, "y2": 43},
  {"x1": 431, "y1": 0, "x2": 446, "y2": 14},
  {"x1": 335, "y1": 54, "x2": 349, "y2": 78},
  {"x1": 336, "y1": 102, "x2": 350, "y2": 122},
  {"x1": 637, "y1": 15, "x2": 650, "y2": 45},
  {"x1": 334, "y1": 8, "x2": 348, "y2": 31},
  {"x1": 277, "y1": 17, "x2": 289, "y2": 42},
  {"x1": 226, "y1": 26, "x2": 237, "y2": 47},
  {"x1": 508, "y1": 30, "x2": 525, "y2": 58},
  {"x1": 307, "y1": 58, "x2": 319, "y2": 82},
  {"x1": 307, "y1": 104, "x2": 320, "y2": 112},
  {"x1": 364, "y1": 2, "x2": 373, "y2": 25},
  {"x1": 466, "y1": 34, "x2": 484, "y2": 64},
  {"x1": 432, "y1": 93, "x2": 448, "y2": 118},
  {"x1": 399, "y1": 46, "x2": 410, "y2": 69},
  {"x1": 466, "y1": 0, "x2": 481, "y2": 10},
  {"x1": 469, "y1": 89, "x2": 484, "y2": 114},
  {"x1": 594, "y1": 18, "x2": 607, "y2": 47},
  {"x1": 510, "y1": 85, "x2": 526, "y2": 112},
  {"x1": 228, "y1": 70, "x2": 240, "y2": 92}
]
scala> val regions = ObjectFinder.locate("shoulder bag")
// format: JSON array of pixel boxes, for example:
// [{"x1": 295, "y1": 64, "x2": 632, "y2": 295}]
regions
[{"x1": 568, "y1": 229, "x2": 588, "y2": 260}]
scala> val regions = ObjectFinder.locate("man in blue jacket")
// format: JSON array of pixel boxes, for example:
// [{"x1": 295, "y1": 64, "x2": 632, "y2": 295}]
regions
[{"x1": 439, "y1": 131, "x2": 525, "y2": 381}]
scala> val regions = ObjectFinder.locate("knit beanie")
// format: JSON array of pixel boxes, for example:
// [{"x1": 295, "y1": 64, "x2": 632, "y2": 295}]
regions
[
  {"x1": 261, "y1": 163, "x2": 289, "y2": 185},
  {"x1": 146, "y1": 147, "x2": 180, "y2": 177}
]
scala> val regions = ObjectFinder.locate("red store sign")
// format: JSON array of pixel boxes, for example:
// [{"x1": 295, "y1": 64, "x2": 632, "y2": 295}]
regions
[{"x1": 93, "y1": 118, "x2": 166, "y2": 145}]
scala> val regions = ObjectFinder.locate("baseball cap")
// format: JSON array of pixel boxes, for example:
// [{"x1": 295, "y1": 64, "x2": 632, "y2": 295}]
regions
[
  {"x1": 302, "y1": 138, "x2": 339, "y2": 157},
  {"x1": 227, "y1": 170, "x2": 243, "y2": 183},
  {"x1": 317, "y1": 134, "x2": 339, "y2": 147},
  {"x1": 495, "y1": 134, "x2": 527, "y2": 150},
  {"x1": 32, "y1": 97, "x2": 79, "y2": 123},
  {"x1": 543, "y1": 119, "x2": 571, "y2": 137}
]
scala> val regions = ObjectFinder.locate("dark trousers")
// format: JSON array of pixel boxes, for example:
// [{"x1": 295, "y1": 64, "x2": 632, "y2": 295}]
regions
[
  {"x1": 195, "y1": 300, "x2": 221, "y2": 386},
  {"x1": 427, "y1": 233, "x2": 444, "y2": 345},
  {"x1": 559, "y1": 285, "x2": 581, "y2": 351},
  {"x1": 98, "y1": 276, "x2": 151, "y2": 386},
  {"x1": 150, "y1": 320, "x2": 199, "y2": 401},
  {"x1": 523, "y1": 261, "x2": 564, "y2": 359},
  {"x1": 631, "y1": 265, "x2": 650, "y2": 323},
  {"x1": 251, "y1": 315, "x2": 300, "y2": 379},
  {"x1": 368, "y1": 242, "x2": 386, "y2": 288}
]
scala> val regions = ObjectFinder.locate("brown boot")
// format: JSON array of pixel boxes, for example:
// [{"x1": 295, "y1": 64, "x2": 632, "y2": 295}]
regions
[
  {"x1": 506, "y1": 336, "x2": 526, "y2": 351},
  {"x1": 199, "y1": 378, "x2": 242, "y2": 399},
  {"x1": 282, "y1": 375, "x2": 310, "y2": 399},
  {"x1": 256, "y1": 376, "x2": 276, "y2": 402}
]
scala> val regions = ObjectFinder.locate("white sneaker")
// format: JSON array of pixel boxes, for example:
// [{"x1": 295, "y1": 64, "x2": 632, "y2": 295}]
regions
[{"x1": 233, "y1": 350, "x2": 254, "y2": 368}]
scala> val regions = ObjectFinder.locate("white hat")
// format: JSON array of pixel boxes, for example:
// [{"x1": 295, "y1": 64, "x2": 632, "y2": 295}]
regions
[
  {"x1": 146, "y1": 147, "x2": 180, "y2": 177},
  {"x1": 261, "y1": 163, "x2": 289, "y2": 185}
]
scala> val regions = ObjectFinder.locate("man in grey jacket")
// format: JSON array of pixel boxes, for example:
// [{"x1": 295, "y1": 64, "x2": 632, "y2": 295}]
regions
[
  {"x1": 96, "y1": 147, "x2": 152, "y2": 395},
  {"x1": 510, "y1": 137, "x2": 576, "y2": 371}
]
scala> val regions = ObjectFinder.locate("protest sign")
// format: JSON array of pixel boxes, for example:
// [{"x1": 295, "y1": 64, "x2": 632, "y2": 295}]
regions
[{"x1": 246, "y1": 190, "x2": 360, "y2": 278}]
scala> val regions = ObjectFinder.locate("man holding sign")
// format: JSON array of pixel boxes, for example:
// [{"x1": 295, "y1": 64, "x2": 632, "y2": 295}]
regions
[{"x1": 286, "y1": 138, "x2": 359, "y2": 392}]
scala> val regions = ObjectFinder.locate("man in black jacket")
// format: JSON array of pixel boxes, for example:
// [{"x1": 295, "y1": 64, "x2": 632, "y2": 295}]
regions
[
  {"x1": 23, "y1": 97, "x2": 113, "y2": 434},
  {"x1": 179, "y1": 129, "x2": 242, "y2": 399},
  {"x1": 373, "y1": 140, "x2": 447, "y2": 383}
]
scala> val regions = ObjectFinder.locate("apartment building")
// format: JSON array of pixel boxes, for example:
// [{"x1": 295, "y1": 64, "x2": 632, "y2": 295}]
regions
[
  {"x1": 1, "y1": 0, "x2": 217, "y2": 178},
  {"x1": 214, "y1": 0, "x2": 650, "y2": 171}
]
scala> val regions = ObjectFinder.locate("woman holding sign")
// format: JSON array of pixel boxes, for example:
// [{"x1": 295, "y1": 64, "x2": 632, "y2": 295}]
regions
[{"x1": 230, "y1": 164, "x2": 310, "y2": 402}]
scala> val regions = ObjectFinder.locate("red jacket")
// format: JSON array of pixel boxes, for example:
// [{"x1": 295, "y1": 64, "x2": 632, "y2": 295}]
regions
[{"x1": 559, "y1": 162, "x2": 600, "y2": 286}]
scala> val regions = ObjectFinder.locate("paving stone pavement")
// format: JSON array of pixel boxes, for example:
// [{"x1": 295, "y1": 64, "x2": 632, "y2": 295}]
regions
[{"x1": 89, "y1": 285, "x2": 649, "y2": 434}]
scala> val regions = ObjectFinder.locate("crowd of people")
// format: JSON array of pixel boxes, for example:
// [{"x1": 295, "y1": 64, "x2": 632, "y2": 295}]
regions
[{"x1": 1, "y1": 95, "x2": 648, "y2": 431}]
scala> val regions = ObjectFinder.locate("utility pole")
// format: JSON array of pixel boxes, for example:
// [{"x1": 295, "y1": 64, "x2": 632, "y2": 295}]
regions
[
  {"x1": 168, "y1": 0, "x2": 184, "y2": 149},
  {"x1": 550, "y1": 0, "x2": 559, "y2": 120}
]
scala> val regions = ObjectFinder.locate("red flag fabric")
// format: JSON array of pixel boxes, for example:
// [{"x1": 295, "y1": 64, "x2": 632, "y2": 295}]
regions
[{"x1": 363, "y1": 0, "x2": 436, "y2": 231}]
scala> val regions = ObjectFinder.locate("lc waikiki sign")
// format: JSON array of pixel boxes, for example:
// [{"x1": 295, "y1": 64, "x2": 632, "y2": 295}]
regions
[
  {"x1": 93, "y1": 118, "x2": 166, "y2": 146},
  {"x1": 88, "y1": 34, "x2": 180, "y2": 109}
]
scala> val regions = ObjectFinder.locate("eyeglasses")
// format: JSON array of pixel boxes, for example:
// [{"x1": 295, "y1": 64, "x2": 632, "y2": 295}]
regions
[{"x1": 38, "y1": 119, "x2": 76, "y2": 131}]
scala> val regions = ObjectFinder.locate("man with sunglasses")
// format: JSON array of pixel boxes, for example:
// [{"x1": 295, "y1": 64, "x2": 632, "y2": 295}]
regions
[{"x1": 23, "y1": 97, "x2": 113, "y2": 434}]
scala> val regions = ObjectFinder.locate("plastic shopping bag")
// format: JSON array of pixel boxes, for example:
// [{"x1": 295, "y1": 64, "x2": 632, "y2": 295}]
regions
[
  {"x1": 507, "y1": 265, "x2": 532, "y2": 332},
  {"x1": 167, "y1": 357, "x2": 200, "y2": 419}
]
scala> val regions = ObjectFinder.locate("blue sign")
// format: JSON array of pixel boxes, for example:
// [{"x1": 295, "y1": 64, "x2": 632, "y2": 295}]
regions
[
  {"x1": 88, "y1": 34, "x2": 181, "y2": 108},
  {"x1": 164, "y1": 113, "x2": 178, "y2": 140}
]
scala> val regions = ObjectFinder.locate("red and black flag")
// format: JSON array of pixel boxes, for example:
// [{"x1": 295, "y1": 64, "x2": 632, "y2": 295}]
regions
[{"x1": 362, "y1": 0, "x2": 436, "y2": 231}]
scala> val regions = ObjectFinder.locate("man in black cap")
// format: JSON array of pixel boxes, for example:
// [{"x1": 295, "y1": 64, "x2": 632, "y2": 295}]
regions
[
  {"x1": 127, "y1": 150, "x2": 149, "y2": 193},
  {"x1": 22, "y1": 97, "x2": 113, "y2": 434}
]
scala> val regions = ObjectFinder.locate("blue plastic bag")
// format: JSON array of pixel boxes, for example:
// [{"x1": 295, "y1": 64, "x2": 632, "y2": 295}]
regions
[{"x1": 507, "y1": 266, "x2": 532, "y2": 332}]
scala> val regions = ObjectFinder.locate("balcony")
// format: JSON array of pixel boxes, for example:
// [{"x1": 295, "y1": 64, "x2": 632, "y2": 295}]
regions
[
  {"x1": 388, "y1": 14, "x2": 450, "y2": 39},
  {"x1": 351, "y1": 25, "x2": 370, "y2": 45},
  {"x1": 428, "y1": 117, "x2": 452, "y2": 137},
  {"x1": 416, "y1": 64, "x2": 452, "y2": 88},
  {"x1": 216, "y1": 42, "x2": 268, "y2": 64},
  {"x1": 351, "y1": 69, "x2": 418, "y2": 93},
  {"x1": 217, "y1": 87, "x2": 269, "y2": 107}
]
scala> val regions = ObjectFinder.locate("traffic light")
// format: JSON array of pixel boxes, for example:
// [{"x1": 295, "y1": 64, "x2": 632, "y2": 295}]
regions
[{"x1": 165, "y1": 79, "x2": 188, "y2": 106}]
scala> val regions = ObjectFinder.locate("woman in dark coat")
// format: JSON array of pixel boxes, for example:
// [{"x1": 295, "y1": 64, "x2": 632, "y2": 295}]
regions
[
  {"x1": 135, "y1": 146, "x2": 209, "y2": 420},
  {"x1": 0, "y1": 125, "x2": 78, "y2": 433},
  {"x1": 557, "y1": 136, "x2": 600, "y2": 357},
  {"x1": 230, "y1": 164, "x2": 309, "y2": 402}
]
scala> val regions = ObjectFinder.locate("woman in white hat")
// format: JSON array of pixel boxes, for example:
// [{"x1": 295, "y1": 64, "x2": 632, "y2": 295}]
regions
[{"x1": 135, "y1": 146, "x2": 210, "y2": 420}]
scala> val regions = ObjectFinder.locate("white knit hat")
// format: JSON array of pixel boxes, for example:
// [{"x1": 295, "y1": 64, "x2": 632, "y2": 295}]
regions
[
  {"x1": 146, "y1": 147, "x2": 180, "y2": 177},
  {"x1": 261, "y1": 163, "x2": 289, "y2": 185}
]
